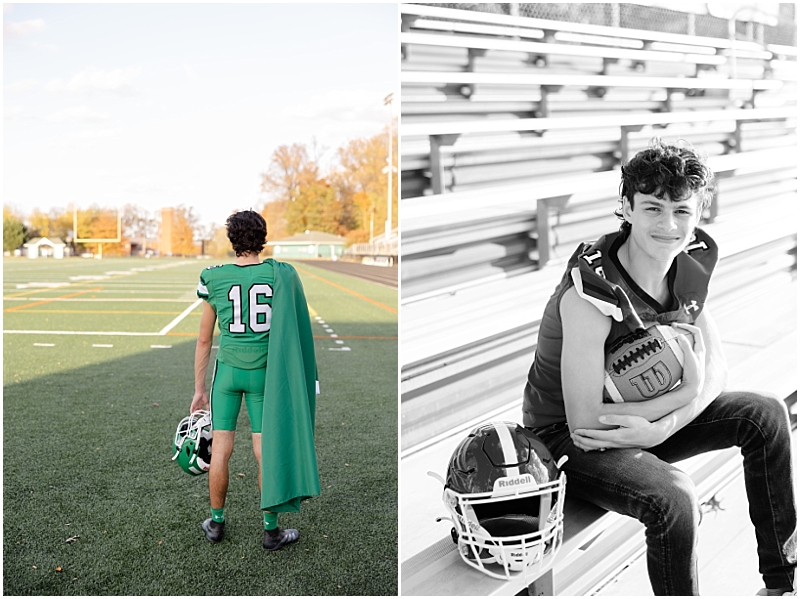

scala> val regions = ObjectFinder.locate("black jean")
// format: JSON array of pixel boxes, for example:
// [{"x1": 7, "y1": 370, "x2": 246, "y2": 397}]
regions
[{"x1": 533, "y1": 391, "x2": 796, "y2": 595}]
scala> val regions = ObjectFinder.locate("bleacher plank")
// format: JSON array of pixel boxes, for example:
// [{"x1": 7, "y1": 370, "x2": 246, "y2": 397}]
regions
[
  {"x1": 401, "y1": 4, "x2": 767, "y2": 53},
  {"x1": 401, "y1": 107, "x2": 792, "y2": 139},
  {"x1": 401, "y1": 71, "x2": 783, "y2": 92},
  {"x1": 401, "y1": 31, "x2": 727, "y2": 67}
]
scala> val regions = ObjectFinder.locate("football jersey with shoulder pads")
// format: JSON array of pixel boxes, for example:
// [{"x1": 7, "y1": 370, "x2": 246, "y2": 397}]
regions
[{"x1": 197, "y1": 260, "x2": 275, "y2": 369}]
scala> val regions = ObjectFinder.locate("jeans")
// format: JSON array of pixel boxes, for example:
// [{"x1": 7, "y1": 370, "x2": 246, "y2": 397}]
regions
[{"x1": 532, "y1": 391, "x2": 796, "y2": 596}]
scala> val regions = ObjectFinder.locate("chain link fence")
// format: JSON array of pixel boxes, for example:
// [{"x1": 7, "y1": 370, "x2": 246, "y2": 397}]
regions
[{"x1": 428, "y1": 3, "x2": 797, "y2": 46}]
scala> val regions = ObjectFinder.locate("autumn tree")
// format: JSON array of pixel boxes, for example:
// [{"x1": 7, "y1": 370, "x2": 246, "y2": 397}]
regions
[
  {"x1": 122, "y1": 204, "x2": 158, "y2": 240},
  {"x1": 260, "y1": 143, "x2": 319, "y2": 204},
  {"x1": 170, "y1": 205, "x2": 199, "y2": 256},
  {"x1": 204, "y1": 225, "x2": 234, "y2": 259},
  {"x1": 334, "y1": 118, "x2": 398, "y2": 241},
  {"x1": 73, "y1": 206, "x2": 126, "y2": 257},
  {"x1": 260, "y1": 200, "x2": 289, "y2": 243},
  {"x1": 285, "y1": 179, "x2": 341, "y2": 235},
  {"x1": 3, "y1": 207, "x2": 27, "y2": 252}
]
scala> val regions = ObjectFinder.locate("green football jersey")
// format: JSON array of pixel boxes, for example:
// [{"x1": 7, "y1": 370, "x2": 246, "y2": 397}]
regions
[{"x1": 196, "y1": 261, "x2": 275, "y2": 369}]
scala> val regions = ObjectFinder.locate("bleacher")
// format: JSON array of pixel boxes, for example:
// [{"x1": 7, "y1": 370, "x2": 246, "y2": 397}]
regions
[{"x1": 399, "y1": 3, "x2": 797, "y2": 595}]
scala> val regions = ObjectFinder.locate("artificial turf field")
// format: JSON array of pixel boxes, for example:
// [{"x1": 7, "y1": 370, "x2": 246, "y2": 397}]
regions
[{"x1": 3, "y1": 256, "x2": 398, "y2": 595}]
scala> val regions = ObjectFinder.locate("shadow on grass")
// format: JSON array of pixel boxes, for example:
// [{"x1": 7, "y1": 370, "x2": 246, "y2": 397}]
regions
[{"x1": 4, "y1": 332, "x2": 397, "y2": 596}]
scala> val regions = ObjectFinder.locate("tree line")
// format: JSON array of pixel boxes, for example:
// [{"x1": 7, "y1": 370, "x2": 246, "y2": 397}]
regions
[{"x1": 3, "y1": 121, "x2": 397, "y2": 259}]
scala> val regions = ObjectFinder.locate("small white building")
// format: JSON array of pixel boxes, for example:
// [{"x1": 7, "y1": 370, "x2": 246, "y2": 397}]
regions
[
  {"x1": 268, "y1": 231, "x2": 347, "y2": 260},
  {"x1": 23, "y1": 237, "x2": 68, "y2": 259}
]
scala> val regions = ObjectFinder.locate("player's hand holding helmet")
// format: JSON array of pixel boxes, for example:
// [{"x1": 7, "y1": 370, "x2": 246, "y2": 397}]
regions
[
  {"x1": 432, "y1": 421, "x2": 567, "y2": 581},
  {"x1": 172, "y1": 410, "x2": 213, "y2": 475}
]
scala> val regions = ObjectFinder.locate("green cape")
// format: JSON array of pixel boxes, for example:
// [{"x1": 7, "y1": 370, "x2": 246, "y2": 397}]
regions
[{"x1": 260, "y1": 260, "x2": 320, "y2": 512}]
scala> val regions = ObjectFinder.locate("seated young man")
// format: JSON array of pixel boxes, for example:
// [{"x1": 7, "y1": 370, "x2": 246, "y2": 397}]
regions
[{"x1": 522, "y1": 141, "x2": 796, "y2": 596}]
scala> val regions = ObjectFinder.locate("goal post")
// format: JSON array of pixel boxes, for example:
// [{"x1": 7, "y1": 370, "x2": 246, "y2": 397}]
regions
[{"x1": 73, "y1": 207, "x2": 122, "y2": 258}]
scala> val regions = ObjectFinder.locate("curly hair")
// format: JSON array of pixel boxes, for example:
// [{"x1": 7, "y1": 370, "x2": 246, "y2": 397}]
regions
[
  {"x1": 226, "y1": 210, "x2": 267, "y2": 257},
  {"x1": 616, "y1": 139, "x2": 714, "y2": 235}
]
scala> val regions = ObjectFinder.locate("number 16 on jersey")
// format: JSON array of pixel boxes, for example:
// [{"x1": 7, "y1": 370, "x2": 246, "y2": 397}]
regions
[{"x1": 228, "y1": 284, "x2": 273, "y2": 334}]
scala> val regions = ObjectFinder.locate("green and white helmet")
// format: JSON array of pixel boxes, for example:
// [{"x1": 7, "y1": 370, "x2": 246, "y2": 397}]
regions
[{"x1": 172, "y1": 410, "x2": 212, "y2": 475}]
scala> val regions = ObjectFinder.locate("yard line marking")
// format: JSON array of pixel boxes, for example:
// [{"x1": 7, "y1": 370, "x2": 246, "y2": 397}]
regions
[
  {"x1": 151, "y1": 345, "x2": 173, "y2": 349},
  {"x1": 4, "y1": 330, "x2": 160, "y2": 336},
  {"x1": 92, "y1": 344, "x2": 113, "y2": 348},
  {"x1": 159, "y1": 298, "x2": 203, "y2": 335},
  {"x1": 329, "y1": 347, "x2": 351, "y2": 352},
  {"x1": 33, "y1": 343, "x2": 55, "y2": 347},
  {"x1": 3, "y1": 270, "x2": 146, "y2": 299},
  {"x1": 335, "y1": 340, "x2": 345, "y2": 344},
  {"x1": 293, "y1": 266, "x2": 398, "y2": 314},
  {"x1": 4, "y1": 287, "x2": 104, "y2": 313},
  {"x1": 16, "y1": 282, "x2": 71, "y2": 289},
  {"x1": 10, "y1": 310, "x2": 194, "y2": 315},
  {"x1": 311, "y1": 335, "x2": 398, "y2": 340},
  {"x1": 2, "y1": 297, "x2": 201, "y2": 303}
]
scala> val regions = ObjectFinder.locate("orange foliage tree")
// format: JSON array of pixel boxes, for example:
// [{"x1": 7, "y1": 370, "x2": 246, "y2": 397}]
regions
[{"x1": 170, "y1": 205, "x2": 200, "y2": 257}]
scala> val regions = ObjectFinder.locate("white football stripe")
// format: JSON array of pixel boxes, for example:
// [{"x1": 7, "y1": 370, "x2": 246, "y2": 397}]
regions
[
  {"x1": 657, "y1": 325, "x2": 685, "y2": 364},
  {"x1": 604, "y1": 374, "x2": 625, "y2": 403},
  {"x1": 495, "y1": 422, "x2": 521, "y2": 477}
]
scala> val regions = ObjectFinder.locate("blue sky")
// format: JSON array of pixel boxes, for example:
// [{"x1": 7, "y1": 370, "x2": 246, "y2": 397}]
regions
[{"x1": 4, "y1": 3, "x2": 398, "y2": 228}]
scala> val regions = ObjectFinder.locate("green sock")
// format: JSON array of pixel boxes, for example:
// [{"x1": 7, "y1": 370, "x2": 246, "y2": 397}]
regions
[
  {"x1": 263, "y1": 511, "x2": 278, "y2": 530},
  {"x1": 211, "y1": 507, "x2": 225, "y2": 523}
]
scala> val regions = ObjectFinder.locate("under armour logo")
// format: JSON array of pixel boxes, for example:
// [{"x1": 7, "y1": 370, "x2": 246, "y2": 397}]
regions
[{"x1": 683, "y1": 300, "x2": 699, "y2": 313}]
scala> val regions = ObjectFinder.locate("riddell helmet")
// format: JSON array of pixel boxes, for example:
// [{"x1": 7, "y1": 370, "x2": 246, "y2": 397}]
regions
[
  {"x1": 440, "y1": 421, "x2": 567, "y2": 581},
  {"x1": 172, "y1": 411, "x2": 213, "y2": 475}
]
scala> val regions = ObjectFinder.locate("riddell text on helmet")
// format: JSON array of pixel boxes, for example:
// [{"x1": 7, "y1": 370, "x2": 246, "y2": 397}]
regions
[{"x1": 494, "y1": 474, "x2": 535, "y2": 491}]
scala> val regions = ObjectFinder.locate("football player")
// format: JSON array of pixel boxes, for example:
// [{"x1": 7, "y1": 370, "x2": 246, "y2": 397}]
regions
[
  {"x1": 190, "y1": 209, "x2": 319, "y2": 551},
  {"x1": 522, "y1": 140, "x2": 796, "y2": 595}
]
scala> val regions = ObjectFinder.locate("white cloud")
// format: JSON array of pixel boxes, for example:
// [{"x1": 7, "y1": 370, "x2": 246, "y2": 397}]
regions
[
  {"x1": 31, "y1": 41, "x2": 57, "y2": 52},
  {"x1": 5, "y1": 78, "x2": 39, "y2": 93},
  {"x1": 4, "y1": 18, "x2": 46, "y2": 39},
  {"x1": 4, "y1": 105, "x2": 25, "y2": 120},
  {"x1": 45, "y1": 106, "x2": 110, "y2": 124},
  {"x1": 184, "y1": 65, "x2": 197, "y2": 80},
  {"x1": 45, "y1": 66, "x2": 142, "y2": 96},
  {"x1": 282, "y1": 89, "x2": 387, "y2": 125}
]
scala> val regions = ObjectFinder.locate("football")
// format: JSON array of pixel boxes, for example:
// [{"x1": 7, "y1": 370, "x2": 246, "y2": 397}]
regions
[{"x1": 603, "y1": 324, "x2": 685, "y2": 403}]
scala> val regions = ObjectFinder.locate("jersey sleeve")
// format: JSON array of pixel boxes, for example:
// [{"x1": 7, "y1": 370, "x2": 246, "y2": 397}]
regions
[{"x1": 197, "y1": 271, "x2": 210, "y2": 300}]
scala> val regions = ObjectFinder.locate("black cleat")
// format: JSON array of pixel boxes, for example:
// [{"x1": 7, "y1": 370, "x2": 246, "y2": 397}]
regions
[
  {"x1": 201, "y1": 518, "x2": 225, "y2": 543},
  {"x1": 262, "y1": 527, "x2": 299, "y2": 551}
]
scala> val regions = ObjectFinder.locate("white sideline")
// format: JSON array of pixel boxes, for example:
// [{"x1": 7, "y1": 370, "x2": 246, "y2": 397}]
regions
[{"x1": 158, "y1": 298, "x2": 203, "y2": 335}]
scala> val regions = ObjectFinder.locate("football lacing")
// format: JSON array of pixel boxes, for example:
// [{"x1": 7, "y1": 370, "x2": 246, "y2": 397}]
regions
[{"x1": 612, "y1": 338, "x2": 664, "y2": 374}]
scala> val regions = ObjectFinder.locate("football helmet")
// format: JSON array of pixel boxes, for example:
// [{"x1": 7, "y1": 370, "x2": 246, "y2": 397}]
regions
[
  {"x1": 436, "y1": 421, "x2": 567, "y2": 581},
  {"x1": 172, "y1": 410, "x2": 213, "y2": 475}
]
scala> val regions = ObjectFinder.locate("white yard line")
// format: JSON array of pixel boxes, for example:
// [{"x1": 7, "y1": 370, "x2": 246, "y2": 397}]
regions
[
  {"x1": 4, "y1": 330, "x2": 162, "y2": 336},
  {"x1": 158, "y1": 298, "x2": 203, "y2": 335},
  {"x1": 2, "y1": 297, "x2": 200, "y2": 302}
]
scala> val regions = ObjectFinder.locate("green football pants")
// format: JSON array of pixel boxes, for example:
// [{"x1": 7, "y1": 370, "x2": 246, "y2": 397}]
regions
[{"x1": 209, "y1": 360, "x2": 265, "y2": 433}]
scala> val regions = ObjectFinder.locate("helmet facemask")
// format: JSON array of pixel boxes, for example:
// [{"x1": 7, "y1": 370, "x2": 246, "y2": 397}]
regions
[
  {"x1": 444, "y1": 472, "x2": 566, "y2": 581},
  {"x1": 172, "y1": 410, "x2": 213, "y2": 475},
  {"x1": 439, "y1": 421, "x2": 567, "y2": 582}
]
